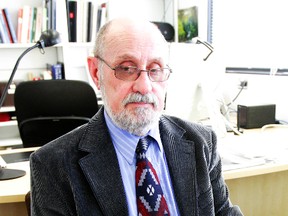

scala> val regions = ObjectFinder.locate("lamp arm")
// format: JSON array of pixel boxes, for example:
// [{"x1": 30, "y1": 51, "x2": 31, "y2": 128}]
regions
[
  {"x1": 196, "y1": 40, "x2": 214, "y2": 61},
  {"x1": 0, "y1": 43, "x2": 40, "y2": 108}
]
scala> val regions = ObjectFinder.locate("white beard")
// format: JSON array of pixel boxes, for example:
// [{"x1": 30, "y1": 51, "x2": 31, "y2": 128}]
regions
[{"x1": 101, "y1": 88, "x2": 161, "y2": 136}]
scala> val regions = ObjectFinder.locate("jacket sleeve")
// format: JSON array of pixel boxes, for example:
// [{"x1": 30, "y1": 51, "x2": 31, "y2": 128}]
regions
[
  {"x1": 30, "y1": 150, "x2": 75, "y2": 216},
  {"x1": 208, "y1": 131, "x2": 243, "y2": 216}
]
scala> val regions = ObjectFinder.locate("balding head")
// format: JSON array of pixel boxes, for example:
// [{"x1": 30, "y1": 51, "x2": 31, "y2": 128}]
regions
[{"x1": 93, "y1": 18, "x2": 167, "y2": 58}]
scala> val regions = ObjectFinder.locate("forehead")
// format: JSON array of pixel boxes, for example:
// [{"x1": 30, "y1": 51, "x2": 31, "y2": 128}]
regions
[{"x1": 103, "y1": 21, "x2": 169, "y2": 62}]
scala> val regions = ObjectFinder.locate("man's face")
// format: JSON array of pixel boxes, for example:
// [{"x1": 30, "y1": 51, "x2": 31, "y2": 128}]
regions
[{"x1": 88, "y1": 21, "x2": 169, "y2": 136}]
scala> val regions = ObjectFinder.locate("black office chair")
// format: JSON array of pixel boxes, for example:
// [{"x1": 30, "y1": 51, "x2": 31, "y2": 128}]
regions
[
  {"x1": 14, "y1": 80, "x2": 99, "y2": 147},
  {"x1": 25, "y1": 191, "x2": 31, "y2": 216}
]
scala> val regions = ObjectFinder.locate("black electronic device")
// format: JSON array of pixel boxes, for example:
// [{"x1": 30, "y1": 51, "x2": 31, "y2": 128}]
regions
[
  {"x1": 152, "y1": 22, "x2": 175, "y2": 42},
  {"x1": 237, "y1": 104, "x2": 276, "y2": 129}
]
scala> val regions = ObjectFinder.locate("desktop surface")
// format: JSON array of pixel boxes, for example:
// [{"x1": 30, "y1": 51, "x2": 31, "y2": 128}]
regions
[{"x1": 0, "y1": 147, "x2": 37, "y2": 204}]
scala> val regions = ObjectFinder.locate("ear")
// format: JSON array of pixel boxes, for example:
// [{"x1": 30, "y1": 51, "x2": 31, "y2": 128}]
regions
[{"x1": 87, "y1": 56, "x2": 101, "y2": 90}]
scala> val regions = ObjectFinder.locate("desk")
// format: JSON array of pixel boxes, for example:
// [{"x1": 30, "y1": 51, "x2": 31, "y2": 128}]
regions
[
  {"x1": 1, "y1": 128, "x2": 288, "y2": 216},
  {"x1": 0, "y1": 147, "x2": 38, "y2": 216},
  {"x1": 220, "y1": 127, "x2": 288, "y2": 216},
  {"x1": 225, "y1": 166, "x2": 288, "y2": 216}
]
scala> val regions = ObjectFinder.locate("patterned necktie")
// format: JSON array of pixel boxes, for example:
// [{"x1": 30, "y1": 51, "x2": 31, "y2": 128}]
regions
[{"x1": 135, "y1": 136, "x2": 170, "y2": 216}]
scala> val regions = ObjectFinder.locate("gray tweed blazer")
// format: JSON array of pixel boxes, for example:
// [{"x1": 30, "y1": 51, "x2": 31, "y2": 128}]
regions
[{"x1": 30, "y1": 107, "x2": 243, "y2": 216}]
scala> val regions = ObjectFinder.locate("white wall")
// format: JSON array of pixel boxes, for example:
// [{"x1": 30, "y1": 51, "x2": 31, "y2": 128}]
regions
[
  {"x1": 107, "y1": 0, "x2": 174, "y2": 25},
  {"x1": 212, "y1": 0, "x2": 288, "y2": 123},
  {"x1": 213, "y1": 0, "x2": 288, "y2": 68},
  {"x1": 219, "y1": 74, "x2": 288, "y2": 123}
]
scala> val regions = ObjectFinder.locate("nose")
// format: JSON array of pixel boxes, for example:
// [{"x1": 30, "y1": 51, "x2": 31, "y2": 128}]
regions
[{"x1": 132, "y1": 70, "x2": 152, "y2": 94}]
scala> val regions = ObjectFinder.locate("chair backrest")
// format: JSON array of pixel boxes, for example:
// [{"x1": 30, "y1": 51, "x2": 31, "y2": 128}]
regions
[
  {"x1": 25, "y1": 191, "x2": 31, "y2": 216},
  {"x1": 14, "y1": 80, "x2": 99, "y2": 147}
]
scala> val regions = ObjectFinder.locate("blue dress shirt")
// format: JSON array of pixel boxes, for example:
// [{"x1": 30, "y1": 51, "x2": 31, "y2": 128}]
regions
[{"x1": 104, "y1": 110, "x2": 180, "y2": 215}]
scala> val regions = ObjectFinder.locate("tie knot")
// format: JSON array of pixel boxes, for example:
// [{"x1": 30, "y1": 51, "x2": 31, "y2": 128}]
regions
[{"x1": 136, "y1": 136, "x2": 150, "y2": 155}]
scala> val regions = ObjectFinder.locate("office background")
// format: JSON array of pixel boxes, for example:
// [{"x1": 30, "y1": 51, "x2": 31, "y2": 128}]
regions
[{"x1": 1, "y1": 1, "x2": 288, "y2": 215}]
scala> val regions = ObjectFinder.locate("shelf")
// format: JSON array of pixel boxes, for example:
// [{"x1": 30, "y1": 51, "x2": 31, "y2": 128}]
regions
[
  {"x1": 0, "y1": 43, "x2": 37, "y2": 49},
  {"x1": 0, "y1": 120, "x2": 17, "y2": 127},
  {"x1": 0, "y1": 137, "x2": 22, "y2": 148},
  {"x1": 0, "y1": 42, "x2": 94, "y2": 49},
  {"x1": 0, "y1": 107, "x2": 15, "y2": 113}
]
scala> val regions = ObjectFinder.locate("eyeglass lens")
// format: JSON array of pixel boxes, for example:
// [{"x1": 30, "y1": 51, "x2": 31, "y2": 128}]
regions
[{"x1": 114, "y1": 66, "x2": 170, "y2": 82}]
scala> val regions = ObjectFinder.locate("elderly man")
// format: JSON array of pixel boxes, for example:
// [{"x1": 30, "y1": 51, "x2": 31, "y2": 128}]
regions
[{"x1": 30, "y1": 18, "x2": 243, "y2": 216}]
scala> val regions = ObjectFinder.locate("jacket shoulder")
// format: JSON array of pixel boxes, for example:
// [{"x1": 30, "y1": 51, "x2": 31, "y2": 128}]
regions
[{"x1": 161, "y1": 115, "x2": 216, "y2": 140}]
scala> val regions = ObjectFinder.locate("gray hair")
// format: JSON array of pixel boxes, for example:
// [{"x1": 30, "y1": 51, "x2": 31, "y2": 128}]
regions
[{"x1": 93, "y1": 20, "x2": 114, "y2": 57}]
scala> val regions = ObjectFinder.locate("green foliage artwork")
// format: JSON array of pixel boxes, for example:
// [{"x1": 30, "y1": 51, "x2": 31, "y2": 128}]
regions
[{"x1": 178, "y1": 6, "x2": 198, "y2": 42}]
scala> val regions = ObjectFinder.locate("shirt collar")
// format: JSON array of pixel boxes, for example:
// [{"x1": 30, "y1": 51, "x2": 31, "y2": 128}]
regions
[{"x1": 104, "y1": 109, "x2": 163, "y2": 165}]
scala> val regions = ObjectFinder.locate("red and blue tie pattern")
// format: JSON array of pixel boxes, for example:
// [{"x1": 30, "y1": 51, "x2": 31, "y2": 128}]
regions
[{"x1": 135, "y1": 137, "x2": 170, "y2": 216}]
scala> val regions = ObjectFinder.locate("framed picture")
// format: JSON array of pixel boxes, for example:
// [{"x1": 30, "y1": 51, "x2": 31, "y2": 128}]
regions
[
  {"x1": 178, "y1": 5, "x2": 198, "y2": 43},
  {"x1": 175, "y1": 0, "x2": 211, "y2": 43}
]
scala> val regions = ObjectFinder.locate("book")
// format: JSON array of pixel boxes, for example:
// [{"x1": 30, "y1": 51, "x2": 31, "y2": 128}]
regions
[
  {"x1": 57, "y1": 61, "x2": 65, "y2": 79},
  {"x1": 47, "y1": 63, "x2": 64, "y2": 80},
  {"x1": 28, "y1": 7, "x2": 37, "y2": 43},
  {"x1": 82, "y1": 0, "x2": 88, "y2": 42},
  {"x1": 99, "y1": 3, "x2": 107, "y2": 29},
  {"x1": 96, "y1": 5, "x2": 101, "y2": 32},
  {"x1": 2, "y1": 8, "x2": 18, "y2": 43},
  {"x1": 20, "y1": 5, "x2": 31, "y2": 43},
  {"x1": 0, "y1": 9, "x2": 10, "y2": 43},
  {"x1": 52, "y1": 64, "x2": 63, "y2": 80},
  {"x1": 76, "y1": 0, "x2": 84, "y2": 42},
  {"x1": 17, "y1": 8, "x2": 23, "y2": 42},
  {"x1": 86, "y1": 1, "x2": 93, "y2": 42},
  {"x1": 45, "y1": 0, "x2": 52, "y2": 30},
  {"x1": 55, "y1": 0, "x2": 69, "y2": 43},
  {"x1": 65, "y1": 0, "x2": 71, "y2": 41},
  {"x1": 178, "y1": 6, "x2": 198, "y2": 43},
  {"x1": 90, "y1": 1, "x2": 99, "y2": 43},
  {"x1": 34, "y1": 6, "x2": 43, "y2": 42},
  {"x1": 42, "y1": 5, "x2": 48, "y2": 32},
  {"x1": 51, "y1": 0, "x2": 57, "y2": 30},
  {"x1": 68, "y1": 0, "x2": 77, "y2": 42}
]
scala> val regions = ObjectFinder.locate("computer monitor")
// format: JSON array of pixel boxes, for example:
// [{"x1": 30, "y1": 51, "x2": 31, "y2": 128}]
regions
[{"x1": 164, "y1": 43, "x2": 227, "y2": 137}]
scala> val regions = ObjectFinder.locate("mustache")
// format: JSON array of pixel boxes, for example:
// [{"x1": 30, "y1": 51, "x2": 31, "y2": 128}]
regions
[{"x1": 122, "y1": 93, "x2": 158, "y2": 108}]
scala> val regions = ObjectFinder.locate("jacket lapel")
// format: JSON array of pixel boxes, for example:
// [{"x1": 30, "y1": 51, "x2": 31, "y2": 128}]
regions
[
  {"x1": 78, "y1": 109, "x2": 128, "y2": 215},
  {"x1": 160, "y1": 117, "x2": 197, "y2": 216}
]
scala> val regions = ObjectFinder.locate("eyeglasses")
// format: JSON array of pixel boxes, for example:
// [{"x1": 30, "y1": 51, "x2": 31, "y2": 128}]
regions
[{"x1": 96, "y1": 56, "x2": 172, "y2": 82}]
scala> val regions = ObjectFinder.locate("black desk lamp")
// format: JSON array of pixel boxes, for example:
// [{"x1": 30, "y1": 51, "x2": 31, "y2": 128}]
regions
[
  {"x1": 0, "y1": 29, "x2": 61, "y2": 181},
  {"x1": 192, "y1": 37, "x2": 214, "y2": 61}
]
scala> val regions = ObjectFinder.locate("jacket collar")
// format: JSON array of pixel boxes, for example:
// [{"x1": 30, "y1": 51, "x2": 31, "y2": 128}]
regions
[{"x1": 78, "y1": 108, "x2": 129, "y2": 215}]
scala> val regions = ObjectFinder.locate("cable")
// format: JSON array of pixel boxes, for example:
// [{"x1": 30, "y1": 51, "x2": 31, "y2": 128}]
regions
[
  {"x1": 221, "y1": 114, "x2": 243, "y2": 135},
  {"x1": 261, "y1": 124, "x2": 288, "y2": 132},
  {"x1": 226, "y1": 85, "x2": 244, "y2": 107},
  {"x1": 162, "y1": 0, "x2": 173, "y2": 22}
]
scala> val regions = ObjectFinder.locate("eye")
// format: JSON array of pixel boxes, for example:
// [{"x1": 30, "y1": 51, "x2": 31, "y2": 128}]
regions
[
  {"x1": 149, "y1": 68, "x2": 162, "y2": 76},
  {"x1": 118, "y1": 65, "x2": 137, "y2": 74},
  {"x1": 120, "y1": 66, "x2": 130, "y2": 71}
]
